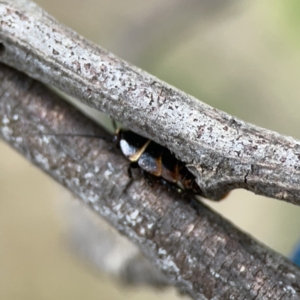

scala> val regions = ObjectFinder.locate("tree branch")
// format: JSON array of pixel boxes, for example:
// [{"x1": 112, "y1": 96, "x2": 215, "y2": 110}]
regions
[
  {"x1": 1, "y1": 0, "x2": 300, "y2": 204},
  {"x1": 67, "y1": 206, "x2": 169, "y2": 288},
  {"x1": 1, "y1": 63, "x2": 300, "y2": 299}
]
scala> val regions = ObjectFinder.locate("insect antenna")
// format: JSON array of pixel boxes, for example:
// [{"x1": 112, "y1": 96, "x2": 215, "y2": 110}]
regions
[
  {"x1": 16, "y1": 120, "x2": 118, "y2": 144},
  {"x1": 112, "y1": 119, "x2": 117, "y2": 132},
  {"x1": 33, "y1": 132, "x2": 113, "y2": 143}
]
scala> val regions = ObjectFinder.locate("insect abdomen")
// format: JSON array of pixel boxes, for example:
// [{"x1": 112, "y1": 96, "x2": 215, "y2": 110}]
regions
[{"x1": 118, "y1": 130, "x2": 201, "y2": 194}]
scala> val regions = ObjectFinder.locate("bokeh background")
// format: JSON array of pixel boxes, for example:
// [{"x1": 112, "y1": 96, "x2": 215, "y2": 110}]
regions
[{"x1": 2, "y1": 0, "x2": 300, "y2": 299}]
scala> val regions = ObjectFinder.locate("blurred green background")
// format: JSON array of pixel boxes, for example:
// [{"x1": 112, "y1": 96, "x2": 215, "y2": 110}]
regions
[{"x1": 1, "y1": 0, "x2": 300, "y2": 299}]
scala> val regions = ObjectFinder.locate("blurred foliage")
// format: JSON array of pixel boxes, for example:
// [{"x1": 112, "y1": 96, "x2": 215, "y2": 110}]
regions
[{"x1": 272, "y1": 0, "x2": 300, "y2": 47}]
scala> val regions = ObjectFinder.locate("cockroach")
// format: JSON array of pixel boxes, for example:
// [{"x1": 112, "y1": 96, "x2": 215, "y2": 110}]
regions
[
  {"x1": 112, "y1": 128, "x2": 202, "y2": 195},
  {"x1": 42, "y1": 124, "x2": 203, "y2": 196}
]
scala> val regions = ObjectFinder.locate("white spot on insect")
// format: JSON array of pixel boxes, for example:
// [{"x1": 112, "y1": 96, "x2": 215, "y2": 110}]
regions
[
  {"x1": 120, "y1": 139, "x2": 134, "y2": 157},
  {"x1": 2, "y1": 115, "x2": 10, "y2": 125},
  {"x1": 240, "y1": 265, "x2": 245, "y2": 272},
  {"x1": 94, "y1": 166, "x2": 100, "y2": 173}
]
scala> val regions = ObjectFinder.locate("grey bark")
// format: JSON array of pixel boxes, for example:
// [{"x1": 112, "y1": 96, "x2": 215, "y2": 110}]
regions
[
  {"x1": 1, "y1": 0, "x2": 300, "y2": 203},
  {"x1": 67, "y1": 204, "x2": 169, "y2": 288},
  {"x1": 1, "y1": 63, "x2": 300, "y2": 300}
]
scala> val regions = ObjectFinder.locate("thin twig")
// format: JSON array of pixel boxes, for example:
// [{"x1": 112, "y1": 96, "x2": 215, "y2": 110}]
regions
[
  {"x1": 1, "y1": 0, "x2": 300, "y2": 204},
  {"x1": 1, "y1": 63, "x2": 300, "y2": 300}
]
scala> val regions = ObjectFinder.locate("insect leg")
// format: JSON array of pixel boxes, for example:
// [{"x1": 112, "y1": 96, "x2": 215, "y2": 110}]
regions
[
  {"x1": 160, "y1": 178, "x2": 182, "y2": 194},
  {"x1": 112, "y1": 119, "x2": 117, "y2": 132},
  {"x1": 127, "y1": 162, "x2": 139, "y2": 179},
  {"x1": 142, "y1": 170, "x2": 154, "y2": 187}
]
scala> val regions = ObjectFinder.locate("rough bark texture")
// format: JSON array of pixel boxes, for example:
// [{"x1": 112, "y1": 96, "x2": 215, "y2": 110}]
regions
[
  {"x1": 67, "y1": 205, "x2": 170, "y2": 288},
  {"x1": 1, "y1": 0, "x2": 300, "y2": 203},
  {"x1": 1, "y1": 64, "x2": 300, "y2": 300}
]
